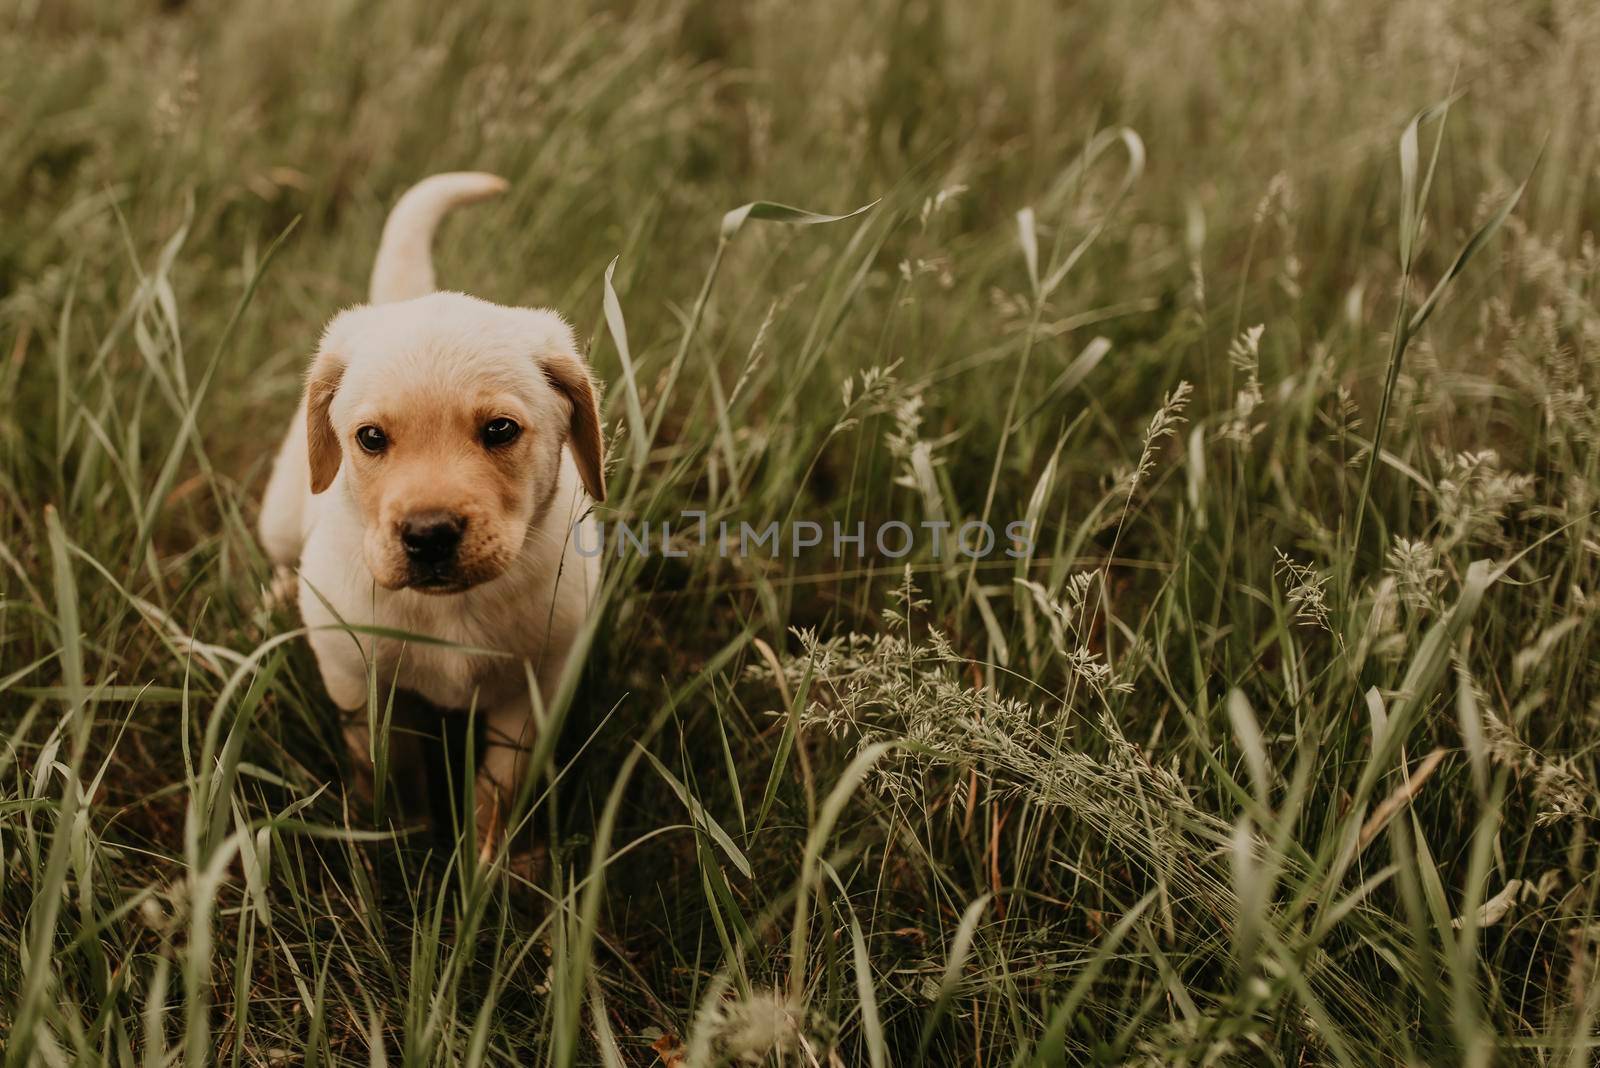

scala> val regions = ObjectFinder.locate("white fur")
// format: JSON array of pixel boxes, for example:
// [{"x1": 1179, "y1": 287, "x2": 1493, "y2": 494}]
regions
[{"x1": 260, "y1": 173, "x2": 599, "y2": 834}]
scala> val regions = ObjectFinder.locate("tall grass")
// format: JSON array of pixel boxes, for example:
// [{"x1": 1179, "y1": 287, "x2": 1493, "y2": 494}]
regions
[{"x1": 3, "y1": 0, "x2": 1599, "y2": 1064}]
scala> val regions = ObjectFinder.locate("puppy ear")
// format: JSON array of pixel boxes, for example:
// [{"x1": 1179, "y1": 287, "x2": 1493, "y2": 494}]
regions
[
  {"x1": 541, "y1": 352, "x2": 606, "y2": 502},
  {"x1": 305, "y1": 350, "x2": 347, "y2": 494}
]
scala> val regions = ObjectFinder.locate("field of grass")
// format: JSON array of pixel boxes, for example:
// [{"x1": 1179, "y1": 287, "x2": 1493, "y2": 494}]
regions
[{"x1": 4, "y1": 0, "x2": 1600, "y2": 1063}]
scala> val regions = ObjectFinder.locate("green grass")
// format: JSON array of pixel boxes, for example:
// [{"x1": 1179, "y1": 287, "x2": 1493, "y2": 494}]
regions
[{"x1": 4, "y1": 0, "x2": 1599, "y2": 1063}]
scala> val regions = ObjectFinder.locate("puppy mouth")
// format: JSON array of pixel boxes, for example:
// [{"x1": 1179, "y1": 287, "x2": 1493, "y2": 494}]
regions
[
  {"x1": 404, "y1": 566, "x2": 475, "y2": 594},
  {"x1": 407, "y1": 574, "x2": 470, "y2": 594},
  {"x1": 402, "y1": 558, "x2": 507, "y2": 594}
]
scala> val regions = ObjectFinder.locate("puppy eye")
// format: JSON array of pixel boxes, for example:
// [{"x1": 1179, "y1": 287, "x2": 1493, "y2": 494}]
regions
[
  {"x1": 481, "y1": 418, "x2": 521, "y2": 448},
  {"x1": 355, "y1": 425, "x2": 388, "y2": 454}
]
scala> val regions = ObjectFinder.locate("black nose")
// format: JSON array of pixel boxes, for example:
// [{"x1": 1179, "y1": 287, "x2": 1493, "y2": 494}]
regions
[{"x1": 400, "y1": 511, "x2": 466, "y2": 567}]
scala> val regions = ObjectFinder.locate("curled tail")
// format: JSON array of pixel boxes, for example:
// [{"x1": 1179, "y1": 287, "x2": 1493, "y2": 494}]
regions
[{"x1": 368, "y1": 172, "x2": 508, "y2": 304}]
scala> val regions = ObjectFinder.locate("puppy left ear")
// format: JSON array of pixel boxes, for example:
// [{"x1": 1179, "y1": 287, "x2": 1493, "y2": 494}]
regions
[
  {"x1": 541, "y1": 352, "x2": 606, "y2": 502},
  {"x1": 305, "y1": 349, "x2": 347, "y2": 494}
]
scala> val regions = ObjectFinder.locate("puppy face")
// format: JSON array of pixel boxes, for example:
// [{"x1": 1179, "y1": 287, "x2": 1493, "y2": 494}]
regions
[{"x1": 304, "y1": 293, "x2": 604, "y2": 594}]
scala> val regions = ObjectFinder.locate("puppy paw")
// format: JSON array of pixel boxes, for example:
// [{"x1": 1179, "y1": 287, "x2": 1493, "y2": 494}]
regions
[
  {"x1": 503, "y1": 841, "x2": 547, "y2": 884},
  {"x1": 473, "y1": 780, "x2": 545, "y2": 873},
  {"x1": 262, "y1": 565, "x2": 299, "y2": 613},
  {"x1": 341, "y1": 720, "x2": 377, "y2": 810},
  {"x1": 475, "y1": 790, "x2": 504, "y2": 865}
]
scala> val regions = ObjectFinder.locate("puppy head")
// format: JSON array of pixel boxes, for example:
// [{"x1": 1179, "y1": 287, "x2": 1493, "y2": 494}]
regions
[{"x1": 304, "y1": 292, "x2": 603, "y2": 594}]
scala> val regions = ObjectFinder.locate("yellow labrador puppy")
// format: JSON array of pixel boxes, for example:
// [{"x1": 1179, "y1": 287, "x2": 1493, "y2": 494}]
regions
[{"x1": 260, "y1": 173, "x2": 603, "y2": 839}]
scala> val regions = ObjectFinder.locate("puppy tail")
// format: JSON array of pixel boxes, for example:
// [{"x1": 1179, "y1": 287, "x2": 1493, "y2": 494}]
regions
[{"x1": 368, "y1": 172, "x2": 509, "y2": 304}]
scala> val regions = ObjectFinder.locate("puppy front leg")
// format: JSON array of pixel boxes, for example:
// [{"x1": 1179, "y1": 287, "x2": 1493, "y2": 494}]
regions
[
  {"x1": 303, "y1": 615, "x2": 388, "y2": 816},
  {"x1": 344, "y1": 697, "x2": 432, "y2": 828},
  {"x1": 476, "y1": 698, "x2": 536, "y2": 848},
  {"x1": 323, "y1": 673, "x2": 384, "y2": 818}
]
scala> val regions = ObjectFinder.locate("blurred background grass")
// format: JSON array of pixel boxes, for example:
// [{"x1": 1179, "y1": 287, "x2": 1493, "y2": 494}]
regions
[{"x1": 2, "y1": 0, "x2": 1599, "y2": 1064}]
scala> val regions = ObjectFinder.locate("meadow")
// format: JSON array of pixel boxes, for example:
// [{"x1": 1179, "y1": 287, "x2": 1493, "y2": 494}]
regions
[{"x1": 3, "y1": 0, "x2": 1599, "y2": 1063}]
